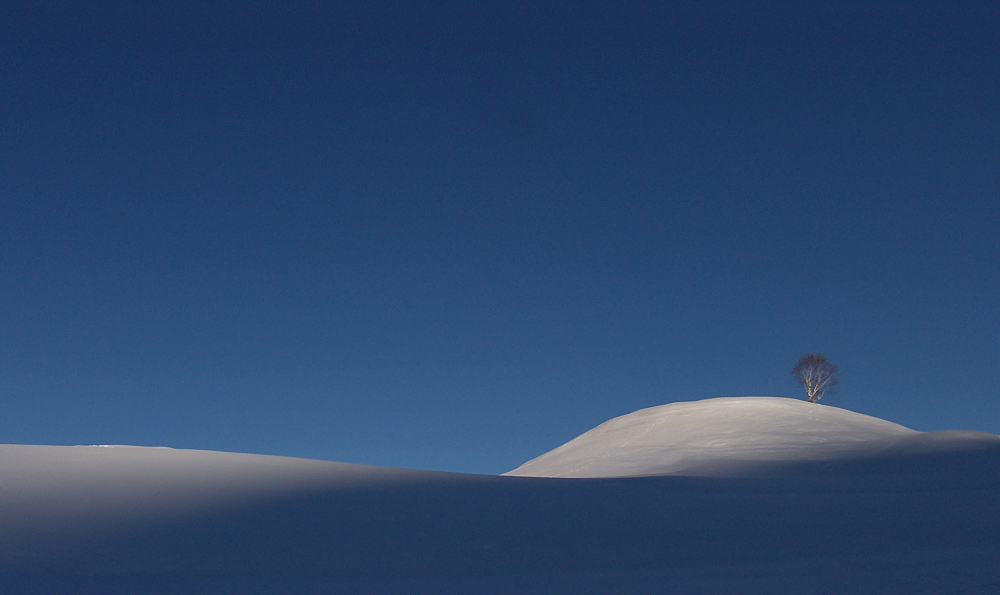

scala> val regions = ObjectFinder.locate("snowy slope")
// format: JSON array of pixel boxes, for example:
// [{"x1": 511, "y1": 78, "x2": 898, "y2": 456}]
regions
[
  {"x1": 505, "y1": 396, "x2": 999, "y2": 477},
  {"x1": 2, "y1": 398, "x2": 999, "y2": 594}
]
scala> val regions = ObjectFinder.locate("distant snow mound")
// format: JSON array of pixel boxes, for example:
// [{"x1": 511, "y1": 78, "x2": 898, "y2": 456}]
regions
[
  {"x1": 78, "y1": 444, "x2": 174, "y2": 449},
  {"x1": 505, "y1": 397, "x2": 988, "y2": 478}
]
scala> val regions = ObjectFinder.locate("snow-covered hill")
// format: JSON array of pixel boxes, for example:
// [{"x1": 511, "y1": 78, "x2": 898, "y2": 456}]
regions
[
  {"x1": 505, "y1": 396, "x2": 1000, "y2": 477},
  {"x1": 2, "y1": 397, "x2": 999, "y2": 594}
]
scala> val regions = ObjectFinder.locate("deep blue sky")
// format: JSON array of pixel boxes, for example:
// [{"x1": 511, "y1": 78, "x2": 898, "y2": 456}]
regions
[{"x1": 2, "y1": 2, "x2": 997, "y2": 474}]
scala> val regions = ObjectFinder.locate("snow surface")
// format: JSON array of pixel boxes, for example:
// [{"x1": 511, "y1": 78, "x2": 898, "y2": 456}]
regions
[
  {"x1": 505, "y1": 396, "x2": 999, "y2": 477},
  {"x1": 2, "y1": 396, "x2": 999, "y2": 594}
]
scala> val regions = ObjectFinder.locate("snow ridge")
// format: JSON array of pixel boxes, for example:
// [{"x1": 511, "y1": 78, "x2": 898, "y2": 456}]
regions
[{"x1": 505, "y1": 396, "x2": 997, "y2": 477}]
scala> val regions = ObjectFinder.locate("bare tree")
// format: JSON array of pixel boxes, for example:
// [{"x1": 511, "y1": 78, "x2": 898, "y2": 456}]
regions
[{"x1": 792, "y1": 354, "x2": 839, "y2": 403}]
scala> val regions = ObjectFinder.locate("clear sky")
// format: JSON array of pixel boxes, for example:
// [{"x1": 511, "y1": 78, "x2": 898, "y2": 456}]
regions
[{"x1": 2, "y1": 2, "x2": 997, "y2": 475}]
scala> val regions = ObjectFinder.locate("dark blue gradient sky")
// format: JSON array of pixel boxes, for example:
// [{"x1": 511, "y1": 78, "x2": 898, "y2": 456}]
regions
[{"x1": 2, "y1": 2, "x2": 997, "y2": 474}]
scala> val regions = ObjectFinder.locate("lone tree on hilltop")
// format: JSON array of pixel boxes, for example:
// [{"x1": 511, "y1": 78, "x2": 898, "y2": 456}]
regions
[{"x1": 792, "y1": 353, "x2": 839, "y2": 403}]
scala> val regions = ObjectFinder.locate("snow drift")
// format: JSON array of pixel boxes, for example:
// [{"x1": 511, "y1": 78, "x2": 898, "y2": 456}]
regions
[
  {"x1": 2, "y1": 397, "x2": 999, "y2": 594},
  {"x1": 505, "y1": 396, "x2": 1000, "y2": 477}
]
